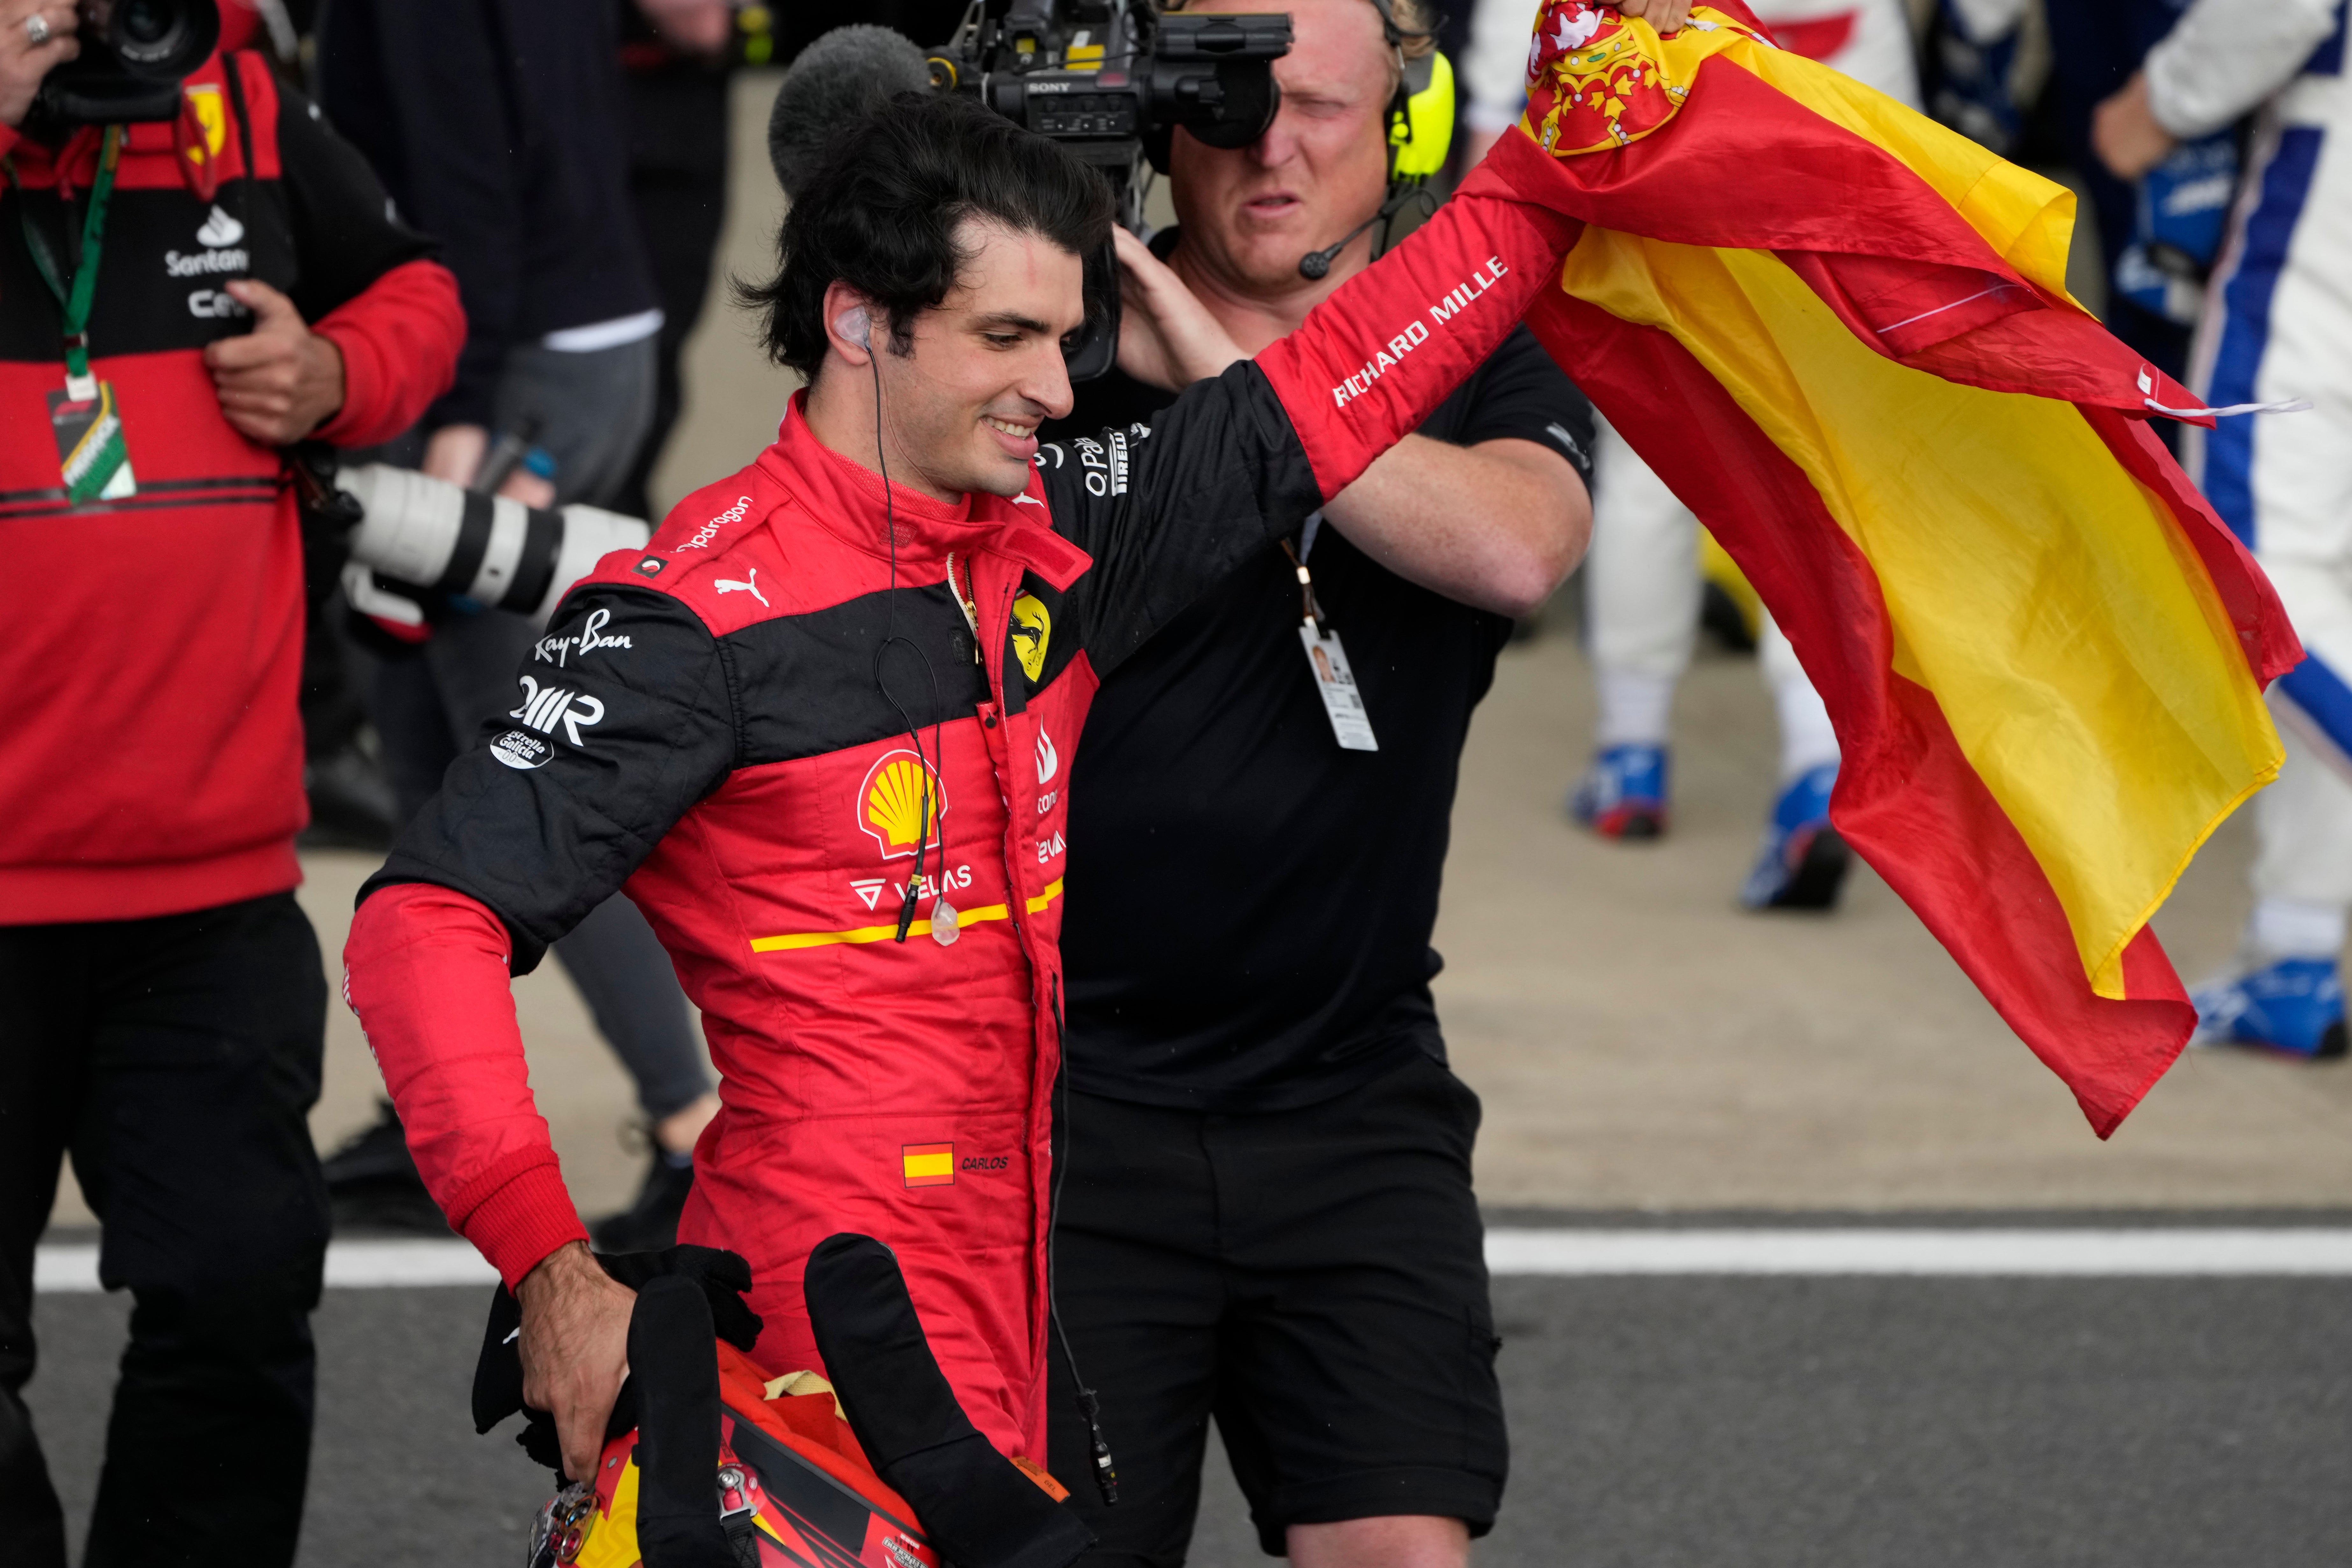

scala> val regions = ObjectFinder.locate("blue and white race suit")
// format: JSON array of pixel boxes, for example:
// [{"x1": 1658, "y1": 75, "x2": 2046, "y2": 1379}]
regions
[{"x1": 2175, "y1": 0, "x2": 2352, "y2": 916}]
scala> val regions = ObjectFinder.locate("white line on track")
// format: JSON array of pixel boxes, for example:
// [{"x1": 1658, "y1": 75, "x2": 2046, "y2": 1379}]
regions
[
  {"x1": 31, "y1": 1229, "x2": 2352, "y2": 1294},
  {"x1": 34, "y1": 1239, "x2": 498, "y2": 1294},
  {"x1": 1482, "y1": 1228, "x2": 2352, "y2": 1277}
]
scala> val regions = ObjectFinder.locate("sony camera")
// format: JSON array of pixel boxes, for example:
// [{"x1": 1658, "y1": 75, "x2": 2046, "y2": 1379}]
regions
[
  {"x1": 39, "y1": 0, "x2": 221, "y2": 124},
  {"x1": 927, "y1": 0, "x2": 1290, "y2": 378}
]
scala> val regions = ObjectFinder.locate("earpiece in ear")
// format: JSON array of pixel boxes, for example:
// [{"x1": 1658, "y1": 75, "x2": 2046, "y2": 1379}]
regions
[{"x1": 836, "y1": 306, "x2": 873, "y2": 352}]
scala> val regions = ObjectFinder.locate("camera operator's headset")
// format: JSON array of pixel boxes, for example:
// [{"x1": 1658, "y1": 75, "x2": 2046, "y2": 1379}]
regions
[{"x1": 1295, "y1": 0, "x2": 1456, "y2": 279}]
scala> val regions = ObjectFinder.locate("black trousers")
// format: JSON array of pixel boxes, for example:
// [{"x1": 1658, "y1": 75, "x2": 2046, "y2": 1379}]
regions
[
  {"x1": 1048, "y1": 1054, "x2": 1507, "y2": 1567},
  {"x1": 0, "y1": 892, "x2": 330, "y2": 1568}
]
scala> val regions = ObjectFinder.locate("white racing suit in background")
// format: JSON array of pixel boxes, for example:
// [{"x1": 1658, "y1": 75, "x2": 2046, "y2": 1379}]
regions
[
  {"x1": 1466, "y1": 0, "x2": 1916, "y2": 903},
  {"x1": 2176, "y1": 0, "x2": 2352, "y2": 1052}
]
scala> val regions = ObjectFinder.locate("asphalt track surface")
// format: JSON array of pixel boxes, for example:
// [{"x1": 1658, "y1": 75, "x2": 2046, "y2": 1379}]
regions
[{"x1": 26, "y1": 1218, "x2": 2352, "y2": 1567}]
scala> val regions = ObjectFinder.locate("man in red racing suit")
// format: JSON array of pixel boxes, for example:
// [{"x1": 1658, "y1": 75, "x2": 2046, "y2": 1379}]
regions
[{"x1": 341, "y1": 92, "x2": 1588, "y2": 1487}]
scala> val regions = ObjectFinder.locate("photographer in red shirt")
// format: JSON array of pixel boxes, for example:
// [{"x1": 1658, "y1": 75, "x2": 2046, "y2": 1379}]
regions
[{"x1": 0, "y1": 8, "x2": 462, "y2": 1562}]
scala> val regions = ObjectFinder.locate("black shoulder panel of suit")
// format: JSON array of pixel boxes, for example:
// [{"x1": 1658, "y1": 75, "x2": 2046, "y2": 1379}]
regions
[
  {"x1": 361, "y1": 586, "x2": 736, "y2": 971},
  {"x1": 728, "y1": 582, "x2": 994, "y2": 764},
  {"x1": 358, "y1": 574, "x2": 1073, "y2": 967},
  {"x1": 1033, "y1": 360, "x2": 1322, "y2": 679}
]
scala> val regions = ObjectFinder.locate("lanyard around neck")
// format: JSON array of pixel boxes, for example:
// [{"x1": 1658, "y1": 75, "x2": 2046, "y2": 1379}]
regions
[{"x1": 9, "y1": 125, "x2": 125, "y2": 394}]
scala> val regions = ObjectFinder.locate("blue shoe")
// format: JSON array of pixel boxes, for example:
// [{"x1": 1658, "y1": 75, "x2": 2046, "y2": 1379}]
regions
[
  {"x1": 1741, "y1": 763, "x2": 1849, "y2": 910},
  {"x1": 2191, "y1": 957, "x2": 2348, "y2": 1058},
  {"x1": 1570, "y1": 745, "x2": 1669, "y2": 840}
]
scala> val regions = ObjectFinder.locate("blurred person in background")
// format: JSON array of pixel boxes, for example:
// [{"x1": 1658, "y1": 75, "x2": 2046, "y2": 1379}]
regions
[
  {"x1": 1462, "y1": 0, "x2": 1916, "y2": 909},
  {"x1": 1041, "y1": 0, "x2": 1600, "y2": 1562},
  {"x1": 313, "y1": 0, "x2": 722, "y2": 1249},
  {"x1": 2042, "y1": 0, "x2": 2235, "y2": 392},
  {"x1": 1932, "y1": 0, "x2": 2258, "y2": 409},
  {"x1": 0, "y1": 6, "x2": 463, "y2": 1561},
  {"x1": 2095, "y1": 0, "x2": 2352, "y2": 1058},
  {"x1": 613, "y1": 0, "x2": 746, "y2": 524}
]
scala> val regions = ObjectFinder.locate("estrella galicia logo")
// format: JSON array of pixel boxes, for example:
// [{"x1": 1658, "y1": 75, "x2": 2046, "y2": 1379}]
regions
[
  {"x1": 507, "y1": 675, "x2": 605, "y2": 748},
  {"x1": 489, "y1": 730, "x2": 552, "y2": 770}
]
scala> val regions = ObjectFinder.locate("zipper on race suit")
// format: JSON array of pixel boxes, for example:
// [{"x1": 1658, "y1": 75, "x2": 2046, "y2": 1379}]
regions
[{"x1": 946, "y1": 551, "x2": 982, "y2": 663}]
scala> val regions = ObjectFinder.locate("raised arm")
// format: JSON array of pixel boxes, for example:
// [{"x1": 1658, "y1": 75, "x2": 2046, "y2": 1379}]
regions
[{"x1": 1044, "y1": 132, "x2": 1588, "y2": 667}]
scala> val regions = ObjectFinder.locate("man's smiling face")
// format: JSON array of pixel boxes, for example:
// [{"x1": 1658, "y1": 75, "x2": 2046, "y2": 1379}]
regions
[
  {"x1": 881, "y1": 217, "x2": 1087, "y2": 500},
  {"x1": 1168, "y1": 0, "x2": 1396, "y2": 294}
]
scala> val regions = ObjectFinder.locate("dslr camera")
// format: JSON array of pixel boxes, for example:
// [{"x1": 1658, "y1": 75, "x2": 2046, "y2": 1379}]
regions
[
  {"x1": 39, "y1": 0, "x2": 221, "y2": 123},
  {"x1": 927, "y1": 0, "x2": 1290, "y2": 378}
]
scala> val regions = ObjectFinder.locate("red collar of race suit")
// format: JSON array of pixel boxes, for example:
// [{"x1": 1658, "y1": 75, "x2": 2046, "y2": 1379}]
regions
[{"x1": 758, "y1": 391, "x2": 1091, "y2": 593}]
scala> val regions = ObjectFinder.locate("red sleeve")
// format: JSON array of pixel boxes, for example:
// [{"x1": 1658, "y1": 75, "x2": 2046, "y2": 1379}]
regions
[
  {"x1": 310, "y1": 257, "x2": 467, "y2": 449},
  {"x1": 1253, "y1": 131, "x2": 1587, "y2": 501},
  {"x1": 343, "y1": 880, "x2": 590, "y2": 1287}
]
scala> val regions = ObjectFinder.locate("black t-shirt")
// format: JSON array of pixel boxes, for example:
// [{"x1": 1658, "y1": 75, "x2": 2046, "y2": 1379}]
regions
[{"x1": 1049, "y1": 323, "x2": 1595, "y2": 1111}]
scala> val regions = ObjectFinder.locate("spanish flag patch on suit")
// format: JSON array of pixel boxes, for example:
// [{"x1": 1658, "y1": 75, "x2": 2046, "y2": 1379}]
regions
[{"x1": 902, "y1": 1144, "x2": 954, "y2": 1188}]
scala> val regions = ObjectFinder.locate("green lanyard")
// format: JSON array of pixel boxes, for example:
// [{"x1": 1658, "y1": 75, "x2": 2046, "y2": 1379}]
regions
[{"x1": 8, "y1": 125, "x2": 124, "y2": 397}]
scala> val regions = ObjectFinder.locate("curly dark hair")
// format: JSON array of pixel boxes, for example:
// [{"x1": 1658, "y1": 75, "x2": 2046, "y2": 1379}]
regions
[{"x1": 740, "y1": 91, "x2": 1115, "y2": 379}]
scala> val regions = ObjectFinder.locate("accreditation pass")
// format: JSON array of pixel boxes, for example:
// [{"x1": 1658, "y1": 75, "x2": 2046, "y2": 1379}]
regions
[{"x1": 1299, "y1": 620, "x2": 1378, "y2": 751}]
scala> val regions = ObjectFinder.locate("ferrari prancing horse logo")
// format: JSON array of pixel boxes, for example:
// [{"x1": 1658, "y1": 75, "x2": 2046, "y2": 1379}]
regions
[{"x1": 1011, "y1": 594, "x2": 1051, "y2": 682}]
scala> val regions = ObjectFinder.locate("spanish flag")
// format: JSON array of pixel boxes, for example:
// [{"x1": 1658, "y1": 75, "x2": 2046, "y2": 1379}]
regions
[{"x1": 1486, "y1": 2, "x2": 2301, "y2": 1134}]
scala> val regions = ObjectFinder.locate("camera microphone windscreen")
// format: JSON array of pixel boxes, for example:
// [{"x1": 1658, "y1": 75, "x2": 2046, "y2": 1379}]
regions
[{"x1": 768, "y1": 25, "x2": 933, "y2": 201}]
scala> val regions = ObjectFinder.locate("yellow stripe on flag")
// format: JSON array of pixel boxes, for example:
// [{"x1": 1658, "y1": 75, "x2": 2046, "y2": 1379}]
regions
[
  {"x1": 1558, "y1": 230, "x2": 2279, "y2": 996},
  {"x1": 902, "y1": 1143, "x2": 954, "y2": 1187},
  {"x1": 1724, "y1": 45, "x2": 2081, "y2": 307}
]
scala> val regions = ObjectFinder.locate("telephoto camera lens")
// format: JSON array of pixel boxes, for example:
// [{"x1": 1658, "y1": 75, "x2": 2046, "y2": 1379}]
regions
[{"x1": 337, "y1": 465, "x2": 653, "y2": 625}]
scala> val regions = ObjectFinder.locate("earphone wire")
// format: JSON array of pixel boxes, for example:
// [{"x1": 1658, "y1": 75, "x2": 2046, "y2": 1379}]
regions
[{"x1": 862, "y1": 327, "x2": 946, "y2": 942}]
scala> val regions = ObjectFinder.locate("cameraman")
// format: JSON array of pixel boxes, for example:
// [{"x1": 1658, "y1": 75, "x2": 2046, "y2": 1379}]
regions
[
  {"x1": 1041, "y1": 0, "x2": 1596, "y2": 1562},
  {"x1": 0, "y1": 8, "x2": 462, "y2": 1564},
  {"x1": 339, "y1": 81, "x2": 1597, "y2": 1492}
]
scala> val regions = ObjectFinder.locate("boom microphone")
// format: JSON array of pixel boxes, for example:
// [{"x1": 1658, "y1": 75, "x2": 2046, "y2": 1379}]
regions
[
  {"x1": 1298, "y1": 183, "x2": 1431, "y2": 280},
  {"x1": 768, "y1": 25, "x2": 933, "y2": 200},
  {"x1": 1298, "y1": 211, "x2": 1388, "y2": 280}
]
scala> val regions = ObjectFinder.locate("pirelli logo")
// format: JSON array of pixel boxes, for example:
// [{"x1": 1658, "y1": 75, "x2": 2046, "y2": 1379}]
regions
[{"x1": 902, "y1": 1143, "x2": 954, "y2": 1188}]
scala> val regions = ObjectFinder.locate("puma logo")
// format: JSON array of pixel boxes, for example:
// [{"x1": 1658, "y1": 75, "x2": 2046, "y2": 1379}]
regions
[{"x1": 715, "y1": 568, "x2": 769, "y2": 607}]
